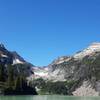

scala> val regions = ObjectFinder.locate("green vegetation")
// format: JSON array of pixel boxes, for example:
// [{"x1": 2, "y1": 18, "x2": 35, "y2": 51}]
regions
[
  {"x1": 43, "y1": 81, "x2": 68, "y2": 95},
  {"x1": 32, "y1": 78, "x2": 76, "y2": 95},
  {"x1": 90, "y1": 55, "x2": 100, "y2": 80},
  {"x1": 0, "y1": 64, "x2": 5, "y2": 82},
  {"x1": 7, "y1": 64, "x2": 14, "y2": 88},
  {"x1": 0, "y1": 64, "x2": 37, "y2": 95}
]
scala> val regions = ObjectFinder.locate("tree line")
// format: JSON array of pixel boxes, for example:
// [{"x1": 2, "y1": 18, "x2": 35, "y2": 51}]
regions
[{"x1": 0, "y1": 64, "x2": 37, "y2": 95}]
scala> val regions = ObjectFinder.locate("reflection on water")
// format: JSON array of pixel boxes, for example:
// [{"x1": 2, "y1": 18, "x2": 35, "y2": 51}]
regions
[{"x1": 0, "y1": 95, "x2": 100, "y2": 100}]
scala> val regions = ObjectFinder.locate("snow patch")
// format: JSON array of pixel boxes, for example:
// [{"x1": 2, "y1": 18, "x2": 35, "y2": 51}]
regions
[
  {"x1": 1, "y1": 54, "x2": 8, "y2": 58},
  {"x1": 32, "y1": 67, "x2": 49, "y2": 78},
  {"x1": 13, "y1": 58, "x2": 24, "y2": 64}
]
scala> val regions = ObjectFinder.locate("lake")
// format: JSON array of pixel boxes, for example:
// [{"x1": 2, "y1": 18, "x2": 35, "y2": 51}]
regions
[{"x1": 0, "y1": 95, "x2": 100, "y2": 100}]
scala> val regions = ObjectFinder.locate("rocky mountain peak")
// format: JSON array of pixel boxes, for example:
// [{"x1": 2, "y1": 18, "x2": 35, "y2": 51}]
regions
[
  {"x1": 89, "y1": 42, "x2": 100, "y2": 50},
  {"x1": 0, "y1": 43, "x2": 26, "y2": 65},
  {"x1": 12, "y1": 51, "x2": 25, "y2": 65},
  {"x1": 90, "y1": 42, "x2": 100, "y2": 46},
  {"x1": 0, "y1": 43, "x2": 33, "y2": 77},
  {"x1": 74, "y1": 42, "x2": 100, "y2": 59},
  {"x1": 0, "y1": 43, "x2": 5, "y2": 48},
  {"x1": 50, "y1": 56, "x2": 71, "y2": 65}
]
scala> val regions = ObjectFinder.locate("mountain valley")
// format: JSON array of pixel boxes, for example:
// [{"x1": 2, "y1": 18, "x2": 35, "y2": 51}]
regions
[{"x1": 0, "y1": 42, "x2": 100, "y2": 96}]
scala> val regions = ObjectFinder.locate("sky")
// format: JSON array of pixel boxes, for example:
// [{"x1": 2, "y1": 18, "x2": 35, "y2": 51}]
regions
[{"x1": 0, "y1": 0, "x2": 100, "y2": 66}]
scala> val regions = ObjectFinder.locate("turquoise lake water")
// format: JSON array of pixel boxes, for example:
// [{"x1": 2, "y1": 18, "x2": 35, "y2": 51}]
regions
[{"x1": 0, "y1": 95, "x2": 100, "y2": 100}]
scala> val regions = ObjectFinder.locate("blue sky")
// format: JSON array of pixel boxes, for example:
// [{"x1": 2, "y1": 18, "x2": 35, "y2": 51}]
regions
[{"x1": 0, "y1": 0, "x2": 100, "y2": 66}]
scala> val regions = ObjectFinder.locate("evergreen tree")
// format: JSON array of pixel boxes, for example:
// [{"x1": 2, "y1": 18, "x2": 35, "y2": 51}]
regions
[
  {"x1": 7, "y1": 64, "x2": 14, "y2": 88},
  {"x1": 14, "y1": 76, "x2": 21, "y2": 90},
  {"x1": 0, "y1": 64, "x2": 5, "y2": 82},
  {"x1": 14, "y1": 75, "x2": 27, "y2": 90}
]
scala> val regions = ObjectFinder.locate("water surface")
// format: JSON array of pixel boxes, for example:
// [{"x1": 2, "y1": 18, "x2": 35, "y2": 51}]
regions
[{"x1": 0, "y1": 95, "x2": 100, "y2": 100}]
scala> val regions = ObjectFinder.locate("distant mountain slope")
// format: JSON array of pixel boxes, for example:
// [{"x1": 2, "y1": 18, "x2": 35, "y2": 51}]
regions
[
  {"x1": 22, "y1": 42, "x2": 100, "y2": 82},
  {"x1": 47, "y1": 42, "x2": 100, "y2": 81},
  {"x1": 0, "y1": 43, "x2": 33, "y2": 77},
  {"x1": 1, "y1": 42, "x2": 100, "y2": 96},
  {"x1": 46, "y1": 42, "x2": 100, "y2": 96},
  {"x1": 74, "y1": 42, "x2": 100, "y2": 59},
  {"x1": 32, "y1": 42, "x2": 100, "y2": 96},
  {"x1": 33, "y1": 42, "x2": 100, "y2": 81}
]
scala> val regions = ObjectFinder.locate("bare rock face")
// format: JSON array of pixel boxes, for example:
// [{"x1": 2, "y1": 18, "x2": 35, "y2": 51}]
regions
[
  {"x1": 40, "y1": 42, "x2": 100, "y2": 95},
  {"x1": 0, "y1": 43, "x2": 33, "y2": 77},
  {"x1": 2, "y1": 42, "x2": 100, "y2": 96},
  {"x1": 47, "y1": 43, "x2": 100, "y2": 81},
  {"x1": 74, "y1": 42, "x2": 100, "y2": 59},
  {"x1": 32, "y1": 42, "x2": 100, "y2": 83},
  {"x1": 72, "y1": 81, "x2": 99, "y2": 96}
]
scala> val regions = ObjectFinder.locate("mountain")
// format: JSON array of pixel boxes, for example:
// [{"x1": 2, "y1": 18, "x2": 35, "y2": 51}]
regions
[
  {"x1": 0, "y1": 43, "x2": 38, "y2": 95},
  {"x1": 74, "y1": 42, "x2": 100, "y2": 59},
  {"x1": 0, "y1": 43, "x2": 33, "y2": 77},
  {"x1": 32, "y1": 42, "x2": 100, "y2": 96},
  {"x1": 47, "y1": 42, "x2": 100, "y2": 81},
  {"x1": 1, "y1": 42, "x2": 100, "y2": 96},
  {"x1": 47, "y1": 42, "x2": 100, "y2": 96},
  {"x1": 12, "y1": 51, "x2": 26, "y2": 64}
]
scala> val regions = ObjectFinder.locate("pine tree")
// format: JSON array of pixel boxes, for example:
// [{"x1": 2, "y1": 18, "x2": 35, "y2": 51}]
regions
[
  {"x1": 0, "y1": 64, "x2": 5, "y2": 82},
  {"x1": 7, "y1": 64, "x2": 14, "y2": 88},
  {"x1": 14, "y1": 76, "x2": 21, "y2": 90},
  {"x1": 14, "y1": 75, "x2": 27, "y2": 90}
]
